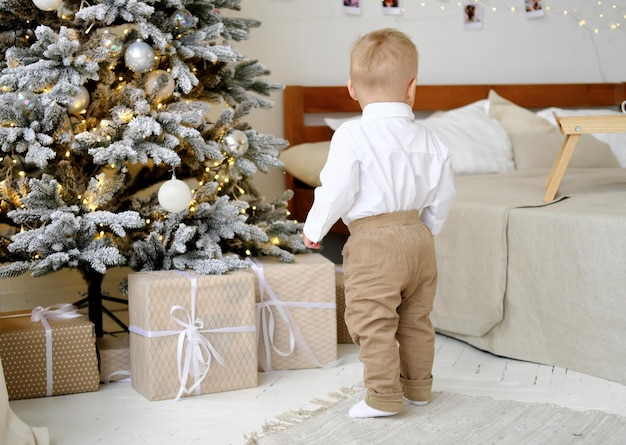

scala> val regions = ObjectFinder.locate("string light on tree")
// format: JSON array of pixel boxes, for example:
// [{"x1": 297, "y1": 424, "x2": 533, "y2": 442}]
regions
[{"x1": 158, "y1": 173, "x2": 192, "y2": 213}]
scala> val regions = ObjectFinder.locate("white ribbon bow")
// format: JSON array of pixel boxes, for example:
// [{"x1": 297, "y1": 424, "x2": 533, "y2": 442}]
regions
[
  {"x1": 17, "y1": 304, "x2": 82, "y2": 396},
  {"x1": 30, "y1": 303, "x2": 82, "y2": 323},
  {"x1": 246, "y1": 257, "x2": 337, "y2": 372},
  {"x1": 128, "y1": 271, "x2": 255, "y2": 402},
  {"x1": 0, "y1": 304, "x2": 83, "y2": 396}
]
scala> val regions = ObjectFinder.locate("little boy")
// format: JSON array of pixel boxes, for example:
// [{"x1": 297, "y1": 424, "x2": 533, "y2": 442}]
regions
[{"x1": 303, "y1": 28, "x2": 455, "y2": 418}]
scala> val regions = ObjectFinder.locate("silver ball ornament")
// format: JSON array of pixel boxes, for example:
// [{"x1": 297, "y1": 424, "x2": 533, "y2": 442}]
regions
[
  {"x1": 124, "y1": 41, "x2": 156, "y2": 73},
  {"x1": 172, "y1": 9, "x2": 194, "y2": 31},
  {"x1": 67, "y1": 86, "x2": 90, "y2": 114},
  {"x1": 223, "y1": 130, "x2": 249, "y2": 158},
  {"x1": 145, "y1": 70, "x2": 175, "y2": 102},
  {"x1": 33, "y1": 0, "x2": 62, "y2": 11},
  {"x1": 158, "y1": 178, "x2": 192, "y2": 213}
]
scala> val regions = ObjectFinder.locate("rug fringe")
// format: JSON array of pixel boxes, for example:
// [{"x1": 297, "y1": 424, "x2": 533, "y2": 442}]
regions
[{"x1": 243, "y1": 386, "x2": 363, "y2": 445}]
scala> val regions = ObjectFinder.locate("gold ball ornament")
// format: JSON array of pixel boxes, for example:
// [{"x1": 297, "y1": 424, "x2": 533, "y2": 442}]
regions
[
  {"x1": 67, "y1": 86, "x2": 90, "y2": 114},
  {"x1": 33, "y1": 0, "x2": 62, "y2": 11},
  {"x1": 223, "y1": 130, "x2": 249, "y2": 158},
  {"x1": 158, "y1": 178, "x2": 192, "y2": 213},
  {"x1": 145, "y1": 70, "x2": 175, "y2": 102}
]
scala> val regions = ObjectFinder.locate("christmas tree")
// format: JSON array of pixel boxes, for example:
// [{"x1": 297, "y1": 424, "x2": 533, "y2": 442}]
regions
[{"x1": 0, "y1": 0, "x2": 305, "y2": 336}]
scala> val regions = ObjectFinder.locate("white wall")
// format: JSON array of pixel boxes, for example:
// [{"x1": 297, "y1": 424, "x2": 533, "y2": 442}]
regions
[{"x1": 228, "y1": 0, "x2": 626, "y2": 198}]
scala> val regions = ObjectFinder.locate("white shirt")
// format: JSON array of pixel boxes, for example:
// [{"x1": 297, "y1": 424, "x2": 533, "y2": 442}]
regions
[{"x1": 303, "y1": 102, "x2": 455, "y2": 242}]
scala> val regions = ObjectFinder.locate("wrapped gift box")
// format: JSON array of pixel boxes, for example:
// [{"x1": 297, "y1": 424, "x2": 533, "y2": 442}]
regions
[
  {"x1": 0, "y1": 308, "x2": 100, "y2": 401},
  {"x1": 335, "y1": 267, "x2": 353, "y2": 344},
  {"x1": 250, "y1": 253, "x2": 337, "y2": 371},
  {"x1": 97, "y1": 334, "x2": 131, "y2": 383},
  {"x1": 128, "y1": 270, "x2": 257, "y2": 401}
]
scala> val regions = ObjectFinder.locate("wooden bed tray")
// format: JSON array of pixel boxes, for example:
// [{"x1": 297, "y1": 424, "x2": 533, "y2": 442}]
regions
[{"x1": 283, "y1": 83, "x2": 626, "y2": 234}]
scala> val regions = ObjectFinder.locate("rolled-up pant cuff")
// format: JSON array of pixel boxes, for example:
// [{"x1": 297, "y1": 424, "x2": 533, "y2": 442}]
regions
[
  {"x1": 401, "y1": 374, "x2": 433, "y2": 403},
  {"x1": 365, "y1": 389, "x2": 404, "y2": 413}
]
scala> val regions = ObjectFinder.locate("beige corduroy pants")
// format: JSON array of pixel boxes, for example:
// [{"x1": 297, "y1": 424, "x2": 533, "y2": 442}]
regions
[{"x1": 344, "y1": 211, "x2": 437, "y2": 413}]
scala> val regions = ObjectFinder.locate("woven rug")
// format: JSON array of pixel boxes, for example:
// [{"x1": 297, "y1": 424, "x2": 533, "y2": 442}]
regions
[{"x1": 244, "y1": 389, "x2": 626, "y2": 445}]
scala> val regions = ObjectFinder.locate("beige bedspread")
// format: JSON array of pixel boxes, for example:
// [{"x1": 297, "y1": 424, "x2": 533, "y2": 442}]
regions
[{"x1": 431, "y1": 168, "x2": 626, "y2": 337}]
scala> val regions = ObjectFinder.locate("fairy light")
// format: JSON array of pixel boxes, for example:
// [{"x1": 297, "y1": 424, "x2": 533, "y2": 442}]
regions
[{"x1": 415, "y1": 1, "x2": 625, "y2": 33}]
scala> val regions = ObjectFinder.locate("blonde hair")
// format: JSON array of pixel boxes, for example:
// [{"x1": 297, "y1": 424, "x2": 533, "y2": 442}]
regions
[{"x1": 350, "y1": 28, "x2": 418, "y2": 95}]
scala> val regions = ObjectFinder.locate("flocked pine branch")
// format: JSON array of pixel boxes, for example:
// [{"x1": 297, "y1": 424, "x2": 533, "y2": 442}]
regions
[{"x1": 0, "y1": 0, "x2": 305, "y2": 335}]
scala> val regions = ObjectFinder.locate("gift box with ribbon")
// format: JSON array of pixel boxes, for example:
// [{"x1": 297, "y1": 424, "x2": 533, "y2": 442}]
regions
[
  {"x1": 248, "y1": 253, "x2": 338, "y2": 371},
  {"x1": 128, "y1": 270, "x2": 257, "y2": 401},
  {"x1": 97, "y1": 334, "x2": 131, "y2": 383},
  {"x1": 0, "y1": 304, "x2": 100, "y2": 400}
]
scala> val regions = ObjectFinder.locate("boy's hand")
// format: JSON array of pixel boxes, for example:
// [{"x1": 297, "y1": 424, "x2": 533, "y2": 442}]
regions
[{"x1": 303, "y1": 234, "x2": 321, "y2": 249}]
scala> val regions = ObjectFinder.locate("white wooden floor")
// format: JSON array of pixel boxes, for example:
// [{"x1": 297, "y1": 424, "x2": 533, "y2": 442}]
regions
[{"x1": 9, "y1": 333, "x2": 626, "y2": 445}]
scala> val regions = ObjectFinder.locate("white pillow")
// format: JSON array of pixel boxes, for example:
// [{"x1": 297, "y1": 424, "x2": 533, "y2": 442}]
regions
[
  {"x1": 420, "y1": 101, "x2": 514, "y2": 175},
  {"x1": 488, "y1": 90, "x2": 557, "y2": 134},
  {"x1": 279, "y1": 141, "x2": 330, "y2": 187},
  {"x1": 536, "y1": 107, "x2": 626, "y2": 167}
]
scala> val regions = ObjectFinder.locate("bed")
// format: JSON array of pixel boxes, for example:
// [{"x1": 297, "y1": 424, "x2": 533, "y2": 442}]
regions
[{"x1": 280, "y1": 83, "x2": 626, "y2": 385}]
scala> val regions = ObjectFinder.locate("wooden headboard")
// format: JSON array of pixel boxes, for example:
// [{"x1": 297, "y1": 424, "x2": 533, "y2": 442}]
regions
[{"x1": 282, "y1": 83, "x2": 626, "y2": 233}]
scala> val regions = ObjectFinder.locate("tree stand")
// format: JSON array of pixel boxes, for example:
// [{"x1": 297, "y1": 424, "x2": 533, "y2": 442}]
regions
[{"x1": 73, "y1": 271, "x2": 128, "y2": 338}]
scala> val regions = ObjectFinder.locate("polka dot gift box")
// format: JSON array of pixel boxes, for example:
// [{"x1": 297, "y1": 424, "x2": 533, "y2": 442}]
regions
[{"x1": 0, "y1": 306, "x2": 100, "y2": 401}]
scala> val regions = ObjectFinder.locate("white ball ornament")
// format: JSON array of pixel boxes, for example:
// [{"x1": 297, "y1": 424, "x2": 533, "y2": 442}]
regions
[
  {"x1": 124, "y1": 41, "x2": 156, "y2": 73},
  {"x1": 33, "y1": 0, "x2": 62, "y2": 11},
  {"x1": 145, "y1": 70, "x2": 175, "y2": 102},
  {"x1": 223, "y1": 130, "x2": 249, "y2": 158},
  {"x1": 158, "y1": 178, "x2": 192, "y2": 213},
  {"x1": 67, "y1": 86, "x2": 90, "y2": 114}
]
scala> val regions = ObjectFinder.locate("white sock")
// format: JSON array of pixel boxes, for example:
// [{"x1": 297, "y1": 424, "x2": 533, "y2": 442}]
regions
[
  {"x1": 403, "y1": 396, "x2": 429, "y2": 406},
  {"x1": 348, "y1": 400, "x2": 399, "y2": 418}
]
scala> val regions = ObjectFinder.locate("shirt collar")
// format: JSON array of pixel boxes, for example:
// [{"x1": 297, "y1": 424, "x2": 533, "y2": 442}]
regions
[{"x1": 361, "y1": 102, "x2": 414, "y2": 120}]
